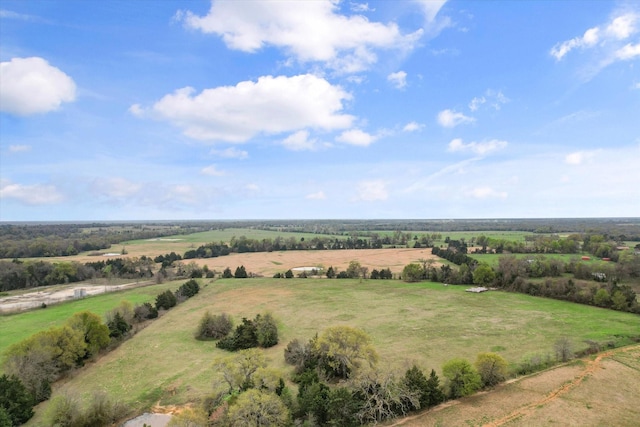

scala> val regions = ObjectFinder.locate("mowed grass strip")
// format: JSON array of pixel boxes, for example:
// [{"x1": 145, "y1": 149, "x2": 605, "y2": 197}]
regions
[
  {"x1": 0, "y1": 281, "x2": 181, "y2": 361},
  {"x1": 23, "y1": 278, "x2": 640, "y2": 425}
]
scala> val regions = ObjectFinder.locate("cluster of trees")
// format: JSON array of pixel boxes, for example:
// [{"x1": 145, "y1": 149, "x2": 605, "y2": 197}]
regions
[
  {"x1": 221, "y1": 265, "x2": 249, "y2": 278},
  {"x1": 153, "y1": 251, "x2": 182, "y2": 267},
  {"x1": 431, "y1": 245, "x2": 478, "y2": 267},
  {"x1": 194, "y1": 311, "x2": 278, "y2": 352},
  {"x1": 2, "y1": 311, "x2": 112, "y2": 420},
  {"x1": 154, "y1": 279, "x2": 200, "y2": 311},
  {"x1": 0, "y1": 257, "x2": 155, "y2": 292},
  {"x1": 195, "y1": 326, "x2": 508, "y2": 427}
]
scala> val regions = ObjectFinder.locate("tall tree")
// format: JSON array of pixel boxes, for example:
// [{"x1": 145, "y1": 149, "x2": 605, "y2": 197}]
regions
[
  {"x1": 442, "y1": 358, "x2": 482, "y2": 398},
  {"x1": 313, "y1": 326, "x2": 378, "y2": 379},
  {"x1": 474, "y1": 353, "x2": 508, "y2": 387},
  {"x1": 226, "y1": 389, "x2": 290, "y2": 426}
]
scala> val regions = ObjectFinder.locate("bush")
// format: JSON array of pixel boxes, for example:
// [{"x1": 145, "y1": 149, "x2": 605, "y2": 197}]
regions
[
  {"x1": 195, "y1": 312, "x2": 233, "y2": 340},
  {"x1": 44, "y1": 392, "x2": 127, "y2": 427},
  {"x1": 107, "y1": 312, "x2": 131, "y2": 339},
  {"x1": 255, "y1": 313, "x2": 278, "y2": 348},
  {"x1": 215, "y1": 313, "x2": 279, "y2": 351},
  {"x1": 442, "y1": 358, "x2": 482, "y2": 398},
  {"x1": 177, "y1": 279, "x2": 200, "y2": 299},
  {"x1": 475, "y1": 353, "x2": 508, "y2": 387},
  {"x1": 217, "y1": 318, "x2": 258, "y2": 351},
  {"x1": 155, "y1": 290, "x2": 177, "y2": 310},
  {"x1": 133, "y1": 302, "x2": 158, "y2": 321}
]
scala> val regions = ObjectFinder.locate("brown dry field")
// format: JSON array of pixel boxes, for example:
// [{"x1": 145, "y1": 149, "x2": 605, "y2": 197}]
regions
[
  {"x1": 389, "y1": 344, "x2": 640, "y2": 427},
  {"x1": 194, "y1": 248, "x2": 439, "y2": 276},
  {"x1": 38, "y1": 247, "x2": 439, "y2": 278}
]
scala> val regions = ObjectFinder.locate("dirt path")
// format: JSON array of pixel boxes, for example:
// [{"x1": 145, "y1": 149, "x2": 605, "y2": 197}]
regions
[
  {"x1": 389, "y1": 344, "x2": 640, "y2": 427},
  {"x1": 482, "y1": 345, "x2": 639, "y2": 427}
]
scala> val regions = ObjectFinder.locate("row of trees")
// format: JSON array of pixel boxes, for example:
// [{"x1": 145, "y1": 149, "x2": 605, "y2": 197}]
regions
[{"x1": 0, "y1": 257, "x2": 155, "y2": 291}]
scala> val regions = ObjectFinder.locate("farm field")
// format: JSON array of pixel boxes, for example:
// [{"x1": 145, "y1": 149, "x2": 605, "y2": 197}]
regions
[
  {"x1": 20, "y1": 277, "x2": 640, "y2": 425},
  {"x1": 466, "y1": 252, "x2": 611, "y2": 267},
  {"x1": 194, "y1": 247, "x2": 438, "y2": 277}
]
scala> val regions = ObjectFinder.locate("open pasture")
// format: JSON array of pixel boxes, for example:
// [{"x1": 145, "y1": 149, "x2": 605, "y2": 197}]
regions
[
  {"x1": 467, "y1": 252, "x2": 612, "y2": 267},
  {"x1": 23, "y1": 278, "x2": 640, "y2": 424}
]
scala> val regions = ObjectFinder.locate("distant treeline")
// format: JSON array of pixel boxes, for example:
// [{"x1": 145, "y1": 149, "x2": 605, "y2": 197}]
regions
[
  {"x1": 0, "y1": 257, "x2": 155, "y2": 291},
  {"x1": 3, "y1": 219, "x2": 639, "y2": 259},
  {"x1": 252, "y1": 218, "x2": 640, "y2": 238},
  {"x1": 0, "y1": 222, "x2": 209, "y2": 258},
  {"x1": 182, "y1": 236, "x2": 386, "y2": 259}
]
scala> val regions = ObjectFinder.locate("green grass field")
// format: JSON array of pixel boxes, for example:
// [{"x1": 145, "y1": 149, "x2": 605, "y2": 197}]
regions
[
  {"x1": 467, "y1": 252, "x2": 613, "y2": 267},
  {"x1": 18, "y1": 277, "x2": 640, "y2": 425},
  {"x1": 0, "y1": 281, "x2": 180, "y2": 361}
]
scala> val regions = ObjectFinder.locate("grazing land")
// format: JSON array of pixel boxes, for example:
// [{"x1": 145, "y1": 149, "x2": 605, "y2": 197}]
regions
[{"x1": 19, "y1": 278, "x2": 640, "y2": 425}]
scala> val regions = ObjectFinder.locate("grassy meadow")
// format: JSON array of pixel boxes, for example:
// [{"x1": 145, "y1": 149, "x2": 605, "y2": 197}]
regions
[
  {"x1": 466, "y1": 252, "x2": 612, "y2": 267},
  {"x1": 17, "y1": 277, "x2": 640, "y2": 425}
]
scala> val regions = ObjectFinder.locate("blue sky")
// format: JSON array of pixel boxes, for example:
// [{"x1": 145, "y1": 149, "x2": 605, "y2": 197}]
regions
[{"x1": 1, "y1": 0, "x2": 639, "y2": 221}]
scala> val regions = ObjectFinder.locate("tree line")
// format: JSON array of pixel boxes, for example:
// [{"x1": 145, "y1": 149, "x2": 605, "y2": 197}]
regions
[
  {"x1": 0, "y1": 257, "x2": 155, "y2": 292},
  {"x1": 0, "y1": 222, "x2": 208, "y2": 259}
]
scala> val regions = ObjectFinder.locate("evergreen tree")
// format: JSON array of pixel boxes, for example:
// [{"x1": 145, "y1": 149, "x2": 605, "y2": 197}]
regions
[
  {"x1": 0, "y1": 374, "x2": 35, "y2": 426},
  {"x1": 234, "y1": 265, "x2": 248, "y2": 278}
]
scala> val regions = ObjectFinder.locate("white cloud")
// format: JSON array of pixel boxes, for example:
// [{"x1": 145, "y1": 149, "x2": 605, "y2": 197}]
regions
[
  {"x1": 468, "y1": 96, "x2": 485, "y2": 112},
  {"x1": 550, "y1": 11, "x2": 639, "y2": 65},
  {"x1": 0, "y1": 180, "x2": 64, "y2": 205},
  {"x1": 633, "y1": 82, "x2": 640, "y2": 89},
  {"x1": 128, "y1": 103, "x2": 144, "y2": 117},
  {"x1": 336, "y1": 129, "x2": 377, "y2": 146},
  {"x1": 350, "y1": 3, "x2": 374, "y2": 13},
  {"x1": 179, "y1": 0, "x2": 424, "y2": 73},
  {"x1": 437, "y1": 109, "x2": 475, "y2": 128},
  {"x1": 413, "y1": 0, "x2": 448, "y2": 23},
  {"x1": 8, "y1": 145, "x2": 31, "y2": 152},
  {"x1": 403, "y1": 121, "x2": 423, "y2": 132},
  {"x1": 210, "y1": 147, "x2": 248, "y2": 159},
  {"x1": 353, "y1": 180, "x2": 388, "y2": 201},
  {"x1": 0, "y1": 57, "x2": 76, "y2": 115},
  {"x1": 615, "y1": 43, "x2": 640, "y2": 60},
  {"x1": 565, "y1": 150, "x2": 599, "y2": 165},
  {"x1": 606, "y1": 13, "x2": 638, "y2": 39},
  {"x1": 201, "y1": 165, "x2": 226, "y2": 176},
  {"x1": 91, "y1": 177, "x2": 142, "y2": 199},
  {"x1": 144, "y1": 74, "x2": 354, "y2": 142},
  {"x1": 387, "y1": 71, "x2": 407, "y2": 89},
  {"x1": 467, "y1": 186, "x2": 508, "y2": 199},
  {"x1": 448, "y1": 138, "x2": 508, "y2": 155},
  {"x1": 469, "y1": 89, "x2": 509, "y2": 112},
  {"x1": 282, "y1": 130, "x2": 321, "y2": 151},
  {"x1": 0, "y1": 9, "x2": 41, "y2": 21},
  {"x1": 306, "y1": 191, "x2": 327, "y2": 200}
]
